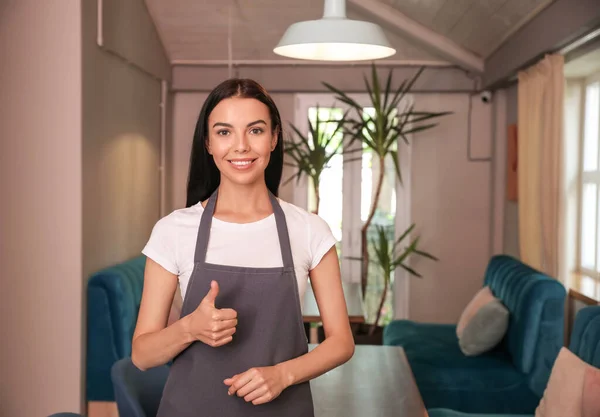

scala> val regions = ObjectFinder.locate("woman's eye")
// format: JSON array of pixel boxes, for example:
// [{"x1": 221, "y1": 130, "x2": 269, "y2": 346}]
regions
[
  {"x1": 217, "y1": 130, "x2": 230, "y2": 136},
  {"x1": 250, "y1": 128, "x2": 264, "y2": 135}
]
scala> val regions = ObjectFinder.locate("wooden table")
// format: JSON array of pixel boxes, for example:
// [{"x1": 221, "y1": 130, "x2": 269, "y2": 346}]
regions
[
  {"x1": 302, "y1": 281, "x2": 365, "y2": 343},
  {"x1": 88, "y1": 347, "x2": 425, "y2": 417},
  {"x1": 310, "y1": 345, "x2": 427, "y2": 417}
]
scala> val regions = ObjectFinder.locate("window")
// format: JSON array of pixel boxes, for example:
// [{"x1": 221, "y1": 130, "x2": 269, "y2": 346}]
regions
[
  {"x1": 306, "y1": 107, "x2": 344, "y2": 242},
  {"x1": 579, "y1": 76, "x2": 600, "y2": 278},
  {"x1": 294, "y1": 94, "x2": 413, "y2": 324}
]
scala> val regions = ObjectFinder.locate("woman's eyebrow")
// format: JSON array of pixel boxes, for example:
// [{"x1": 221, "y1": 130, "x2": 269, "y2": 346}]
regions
[
  {"x1": 246, "y1": 119, "x2": 266, "y2": 127},
  {"x1": 212, "y1": 119, "x2": 267, "y2": 128}
]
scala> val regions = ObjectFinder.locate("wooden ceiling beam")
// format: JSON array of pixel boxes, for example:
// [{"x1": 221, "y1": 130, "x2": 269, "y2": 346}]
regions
[{"x1": 347, "y1": 0, "x2": 484, "y2": 73}]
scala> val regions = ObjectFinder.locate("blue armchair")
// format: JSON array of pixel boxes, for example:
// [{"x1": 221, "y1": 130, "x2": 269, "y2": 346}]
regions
[
  {"x1": 383, "y1": 255, "x2": 567, "y2": 414},
  {"x1": 111, "y1": 357, "x2": 170, "y2": 417},
  {"x1": 87, "y1": 255, "x2": 147, "y2": 402},
  {"x1": 428, "y1": 304, "x2": 600, "y2": 417}
]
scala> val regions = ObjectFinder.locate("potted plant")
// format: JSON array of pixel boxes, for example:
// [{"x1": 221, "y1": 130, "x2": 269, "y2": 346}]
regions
[
  {"x1": 319, "y1": 222, "x2": 438, "y2": 344},
  {"x1": 323, "y1": 64, "x2": 451, "y2": 300},
  {"x1": 283, "y1": 105, "x2": 350, "y2": 215},
  {"x1": 284, "y1": 106, "x2": 351, "y2": 342},
  {"x1": 363, "y1": 224, "x2": 438, "y2": 342}
]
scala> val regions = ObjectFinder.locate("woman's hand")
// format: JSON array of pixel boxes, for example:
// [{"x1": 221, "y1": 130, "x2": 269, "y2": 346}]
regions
[
  {"x1": 223, "y1": 365, "x2": 290, "y2": 405},
  {"x1": 186, "y1": 280, "x2": 238, "y2": 347}
]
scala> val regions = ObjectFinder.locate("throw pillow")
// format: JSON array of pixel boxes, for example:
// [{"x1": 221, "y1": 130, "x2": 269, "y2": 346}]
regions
[
  {"x1": 535, "y1": 347, "x2": 589, "y2": 417},
  {"x1": 583, "y1": 365, "x2": 600, "y2": 417},
  {"x1": 457, "y1": 286, "x2": 496, "y2": 338},
  {"x1": 458, "y1": 297, "x2": 509, "y2": 356}
]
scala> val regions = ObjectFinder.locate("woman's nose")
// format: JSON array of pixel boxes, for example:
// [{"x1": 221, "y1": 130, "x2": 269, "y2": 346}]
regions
[{"x1": 234, "y1": 133, "x2": 250, "y2": 152}]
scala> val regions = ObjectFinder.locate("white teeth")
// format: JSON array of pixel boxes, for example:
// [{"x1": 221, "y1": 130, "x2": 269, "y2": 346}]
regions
[{"x1": 231, "y1": 160, "x2": 252, "y2": 166}]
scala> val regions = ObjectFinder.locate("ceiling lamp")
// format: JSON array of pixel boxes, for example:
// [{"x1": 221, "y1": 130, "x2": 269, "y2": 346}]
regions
[{"x1": 274, "y1": 0, "x2": 396, "y2": 61}]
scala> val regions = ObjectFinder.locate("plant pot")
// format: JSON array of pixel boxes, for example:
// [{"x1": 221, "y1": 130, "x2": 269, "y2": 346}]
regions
[
  {"x1": 317, "y1": 323, "x2": 384, "y2": 345},
  {"x1": 351, "y1": 323, "x2": 384, "y2": 345}
]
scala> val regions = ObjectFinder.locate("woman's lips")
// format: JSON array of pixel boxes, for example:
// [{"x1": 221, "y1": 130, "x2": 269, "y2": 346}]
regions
[{"x1": 228, "y1": 159, "x2": 257, "y2": 170}]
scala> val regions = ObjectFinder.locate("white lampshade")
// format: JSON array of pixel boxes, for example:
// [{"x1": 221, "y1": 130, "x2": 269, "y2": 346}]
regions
[{"x1": 274, "y1": 0, "x2": 396, "y2": 61}]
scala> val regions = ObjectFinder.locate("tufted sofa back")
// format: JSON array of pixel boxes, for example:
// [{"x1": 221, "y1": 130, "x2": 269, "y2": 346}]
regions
[{"x1": 483, "y1": 255, "x2": 566, "y2": 397}]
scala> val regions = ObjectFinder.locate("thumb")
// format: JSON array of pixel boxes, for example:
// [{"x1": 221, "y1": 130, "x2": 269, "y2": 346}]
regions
[{"x1": 203, "y1": 280, "x2": 219, "y2": 306}]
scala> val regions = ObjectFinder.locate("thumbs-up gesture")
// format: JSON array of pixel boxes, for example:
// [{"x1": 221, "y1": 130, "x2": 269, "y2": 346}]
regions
[{"x1": 187, "y1": 280, "x2": 238, "y2": 347}]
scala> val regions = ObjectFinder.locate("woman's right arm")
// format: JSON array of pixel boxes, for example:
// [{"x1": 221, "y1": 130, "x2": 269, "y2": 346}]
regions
[
  {"x1": 131, "y1": 258, "x2": 194, "y2": 370},
  {"x1": 132, "y1": 258, "x2": 238, "y2": 371}
]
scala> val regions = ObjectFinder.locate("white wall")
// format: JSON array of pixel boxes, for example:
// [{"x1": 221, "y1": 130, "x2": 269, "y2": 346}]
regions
[
  {"x1": 408, "y1": 93, "x2": 492, "y2": 323},
  {"x1": 170, "y1": 91, "x2": 496, "y2": 324},
  {"x1": 82, "y1": 0, "x2": 167, "y2": 279},
  {"x1": 0, "y1": 2, "x2": 83, "y2": 415},
  {"x1": 81, "y1": 3, "x2": 170, "y2": 416},
  {"x1": 0, "y1": 1, "x2": 170, "y2": 414},
  {"x1": 171, "y1": 93, "x2": 207, "y2": 210}
]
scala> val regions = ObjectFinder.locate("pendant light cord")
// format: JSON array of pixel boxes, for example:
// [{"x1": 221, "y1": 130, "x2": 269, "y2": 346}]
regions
[{"x1": 228, "y1": 4, "x2": 233, "y2": 78}]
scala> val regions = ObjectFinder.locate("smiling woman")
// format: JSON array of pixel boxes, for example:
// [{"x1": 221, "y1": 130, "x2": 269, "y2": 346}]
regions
[
  {"x1": 207, "y1": 101, "x2": 276, "y2": 186},
  {"x1": 185, "y1": 80, "x2": 285, "y2": 208},
  {"x1": 131, "y1": 78, "x2": 355, "y2": 417}
]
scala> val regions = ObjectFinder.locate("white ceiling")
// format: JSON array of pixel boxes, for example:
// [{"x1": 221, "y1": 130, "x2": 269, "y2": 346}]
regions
[
  {"x1": 378, "y1": 0, "x2": 554, "y2": 57},
  {"x1": 145, "y1": 0, "x2": 555, "y2": 66}
]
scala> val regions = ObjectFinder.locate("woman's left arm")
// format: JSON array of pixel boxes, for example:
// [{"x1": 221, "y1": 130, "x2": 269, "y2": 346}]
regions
[
  {"x1": 224, "y1": 246, "x2": 355, "y2": 404},
  {"x1": 276, "y1": 245, "x2": 355, "y2": 382}
]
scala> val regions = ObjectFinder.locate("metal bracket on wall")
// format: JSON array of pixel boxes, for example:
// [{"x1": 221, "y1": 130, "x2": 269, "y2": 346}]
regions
[{"x1": 466, "y1": 75, "x2": 492, "y2": 163}]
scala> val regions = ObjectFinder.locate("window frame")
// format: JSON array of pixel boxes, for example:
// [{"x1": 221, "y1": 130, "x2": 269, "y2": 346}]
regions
[{"x1": 293, "y1": 93, "x2": 414, "y2": 320}]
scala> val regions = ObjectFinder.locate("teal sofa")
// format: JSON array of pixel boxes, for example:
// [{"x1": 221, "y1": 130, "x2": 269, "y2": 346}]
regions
[
  {"x1": 427, "y1": 304, "x2": 600, "y2": 417},
  {"x1": 86, "y1": 255, "x2": 147, "y2": 402},
  {"x1": 383, "y1": 255, "x2": 567, "y2": 414}
]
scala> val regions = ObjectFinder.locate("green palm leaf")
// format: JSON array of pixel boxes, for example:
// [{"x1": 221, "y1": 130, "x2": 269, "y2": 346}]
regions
[
  {"x1": 283, "y1": 106, "x2": 347, "y2": 212},
  {"x1": 322, "y1": 63, "x2": 451, "y2": 311}
]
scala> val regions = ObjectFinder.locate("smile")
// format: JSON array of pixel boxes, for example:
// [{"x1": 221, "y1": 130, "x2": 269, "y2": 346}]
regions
[{"x1": 228, "y1": 159, "x2": 257, "y2": 170}]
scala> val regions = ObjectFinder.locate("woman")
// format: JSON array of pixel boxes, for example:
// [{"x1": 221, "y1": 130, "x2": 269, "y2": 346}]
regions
[{"x1": 132, "y1": 78, "x2": 355, "y2": 417}]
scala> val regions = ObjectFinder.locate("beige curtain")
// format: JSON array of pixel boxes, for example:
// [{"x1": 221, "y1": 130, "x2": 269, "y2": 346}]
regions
[{"x1": 517, "y1": 54, "x2": 564, "y2": 280}]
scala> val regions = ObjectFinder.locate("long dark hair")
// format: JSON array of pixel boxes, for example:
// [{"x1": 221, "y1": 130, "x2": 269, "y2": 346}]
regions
[{"x1": 185, "y1": 79, "x2": 284, "y2": 207}]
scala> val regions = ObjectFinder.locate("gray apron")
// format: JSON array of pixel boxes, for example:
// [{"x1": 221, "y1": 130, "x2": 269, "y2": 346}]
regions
[{"x1": 157, "y1": 189, "x2": 315, "y2": 417}]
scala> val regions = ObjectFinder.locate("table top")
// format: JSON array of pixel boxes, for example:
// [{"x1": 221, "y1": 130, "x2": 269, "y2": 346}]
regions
[
  {"x1": 309, "y1": 345, "x2": 426, "y2": 417},
  {"x1": 302, "y1": 281, "x2": 365, "y2": 323}
]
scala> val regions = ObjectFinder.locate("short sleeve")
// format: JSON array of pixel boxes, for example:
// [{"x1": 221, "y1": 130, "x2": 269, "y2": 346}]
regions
[
  {"x1": 142, "y1": 214, "x2": 179, "y2": 275},
  {"x1": 308, "y1": 214, "x2": 338, "y2": 270}
]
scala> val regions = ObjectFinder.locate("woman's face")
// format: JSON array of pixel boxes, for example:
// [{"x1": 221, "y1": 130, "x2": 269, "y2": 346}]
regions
[{"x1": 207, "y1": 97, "x2": 278, "y2": 189}]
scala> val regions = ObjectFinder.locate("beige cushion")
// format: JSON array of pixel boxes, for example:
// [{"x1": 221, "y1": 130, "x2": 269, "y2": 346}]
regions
[
  {"x1": 535, "y1": 347, "x2": 588, "y2": 417},
  {"x1": 456, "y1": 286, "x2": 496, "y2": 339},
  {"x1": 458, "y1": 296, "x2": 509, "y2": 356},
  {"x1": 457, "y1": 286, "x2": 496, "y2": 337}
]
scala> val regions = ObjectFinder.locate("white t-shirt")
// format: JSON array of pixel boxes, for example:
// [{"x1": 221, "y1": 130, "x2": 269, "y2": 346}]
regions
[{"x1": 142, "y1": 199, "x2": 337, "y2": 303}]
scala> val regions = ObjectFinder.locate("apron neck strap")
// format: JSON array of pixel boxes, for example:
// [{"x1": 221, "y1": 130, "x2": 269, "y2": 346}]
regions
[{"x1": 194, "y1": 188, "x2": 295, "y2": 269}]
